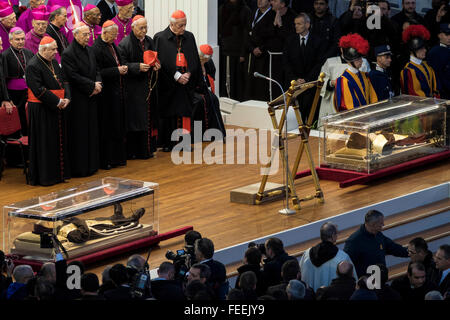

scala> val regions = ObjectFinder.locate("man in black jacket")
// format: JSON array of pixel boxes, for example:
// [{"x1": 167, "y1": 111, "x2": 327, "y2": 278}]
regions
[
  {"x1": 151, "y1": 262, "x2": 185, "y2": 300},
  {"x1": 97, "y1": 0, "x2": 117, "y2": 27},
  {"x1": 194, "y1": 237, "x2": 228, "y2": 300},
  {"x1": 283, "y1": 12, "x2": 326, "y2": 123},
  {"x1": 407, "y1": 237, "x2": 440, "y2": 285},
  {"x1": 218, "y1": 0, "x2": 251, "y2": 100},
  {"x1": 245, "y1": 0, "x2": 276, "y2": 101},
  {"x1": 392, "y1": 0, "x2": 426, "y2": 38},
  {"x1": 154, "y1": 10, "x2": 202, "y2": 152},
  {"x1": 434, "y1": 244, "x2": 450, "y2": 295},
  {"x1": 309, "y1": 0, "x2": 341, "y2": 59},
  {"x1": 344, "y1": 209, "x2": 409, "y2": 278},
  {"x1": 103, "y1": 264, "x2": 133, "y2": 300},
  {"x1": 235, "y1": 246, "x2": 266, "y2": 296},
  {"x1": 262, "y1": 237, "x2": 296, "y2": 288},
  {"x1": 391, "y1": 262, "x2": 439, "y2": 300}
]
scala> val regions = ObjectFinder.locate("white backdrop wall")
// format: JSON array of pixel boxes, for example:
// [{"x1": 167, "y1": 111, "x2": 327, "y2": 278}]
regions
[{"x1": 145, "y1": 0, "x2": 220, "y2": 93}]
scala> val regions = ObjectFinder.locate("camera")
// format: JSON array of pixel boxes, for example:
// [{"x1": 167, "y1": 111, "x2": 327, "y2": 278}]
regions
[
  {"x1": 165, "y1": 245, "x2": 196, "y2": 281},
  {"x1": 248, "y1": 241, "x2": 266, "y2": 256},
  {"x1": 129, "y1": 266, "x2": 151, "y2": 299}
]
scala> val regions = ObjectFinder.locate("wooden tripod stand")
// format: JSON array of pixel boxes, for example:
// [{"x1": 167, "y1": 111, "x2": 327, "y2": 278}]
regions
[{"x1": 255, "y1": 73, "x2": 326, "y2": 210}]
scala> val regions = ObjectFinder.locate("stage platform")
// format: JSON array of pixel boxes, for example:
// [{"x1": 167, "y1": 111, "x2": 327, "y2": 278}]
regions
[{"x1": 0, "y1": 128, "x2": 448, "y2": 277}]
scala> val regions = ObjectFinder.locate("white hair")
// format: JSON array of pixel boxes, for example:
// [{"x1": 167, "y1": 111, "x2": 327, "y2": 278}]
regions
[
  {"x1": 73, "y1": 25, "x2": 88, "y2": 35},
  {"x1": 169, "y1": 16, "x2": 186, "y2": 23},
  {"x1": 38, "y1": 42, "x2": 56, "y2": 52},
  {"x1": 199, "y1": 51, "x2": 211, "y2": 59},
  {"x1": 102, "y1": 24, "x2": 118, "y2": 33},
  {"x1": 9, "y1": 29, "x2": 25, "y2": 40},
  {"x1": 13, "y1": 265, "x2": 34, "y2": 284},
  {"x1": 131, "y1": 17, "x2": 146, "y2": 28}
]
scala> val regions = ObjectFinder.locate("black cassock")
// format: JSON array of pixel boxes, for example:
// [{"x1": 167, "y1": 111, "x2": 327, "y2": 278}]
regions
[
  {"x1": 62, "y1": 40, "x2": 100, "y2": 177},
  {"x1": 118, "y1": 32, "x2": 158, "y2": 159},
  {"x1": 154, "y1": 26, "x2": 202, "y2": 149},
  {"x1": 92, "y1": 38, "x2": 127, "y2": 167},
  {"x1": 246, "y1": 8, "x2": 276, "y2": 101},
  {"x1": 192, "y1": 60, "x2": 226, "y2": 140},
  {"x1": 25, "y1": 54, "x2": 71, "y2": 186},
  {"x1": 2, "y1": 47, "x2": 34, "y2": 135}
]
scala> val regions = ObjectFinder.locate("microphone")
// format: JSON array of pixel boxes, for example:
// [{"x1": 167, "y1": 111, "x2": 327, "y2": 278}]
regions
[{"x1": 253, "y1": 72, "x2": 270, "y2": 80}]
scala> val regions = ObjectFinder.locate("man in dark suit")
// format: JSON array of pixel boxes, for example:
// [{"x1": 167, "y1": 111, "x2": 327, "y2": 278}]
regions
[
  {"x1": 283, "y1": 13, "x2": 326, "y2": 123},
  {"x1": 194, "y1": 238, "x2": 227, "y2": 300},
  {"x1": 262, "y1": 237, "x2": 296, "y2": 288},
  {"x1": 151, "y1": 262, "x2": 185, "y2": 300},
  {"x1": 103, "y1": 264, "x2": 133, "y2": 300},
  {"x1": 434, "y1": 244, "x2": 450, "y2": 295},
  {"x1": 97, "y1": 0, "x2": 117, "y2": 26},
  {"x1": 391, "y1": 262, "x2": 439, "y2": 300}
]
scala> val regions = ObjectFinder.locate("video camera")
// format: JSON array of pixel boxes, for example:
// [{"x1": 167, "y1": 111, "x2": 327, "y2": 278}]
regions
[
  {"x1": 165, "y1": 245, "x2": 196, "y2": 281},
  {"x1": 129, "y1": 249, "x2": 152, "y2": 299}
]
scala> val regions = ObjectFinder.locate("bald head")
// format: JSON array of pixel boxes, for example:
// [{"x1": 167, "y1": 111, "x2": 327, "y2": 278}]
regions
[
  {"x1": 127, "y1": 254, "x2": 146, "y2": 271},
  {"x1": 337, "y1": 261, "x2": 353, "y2": 278}
]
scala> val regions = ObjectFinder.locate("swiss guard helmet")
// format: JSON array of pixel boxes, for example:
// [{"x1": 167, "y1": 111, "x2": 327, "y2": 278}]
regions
[
  {"x1": 339, "y1": 33, "x2": 369, "y2": 63},
  {"x1": 402, "y1": 25, "x2": 430, "y2": 55}
]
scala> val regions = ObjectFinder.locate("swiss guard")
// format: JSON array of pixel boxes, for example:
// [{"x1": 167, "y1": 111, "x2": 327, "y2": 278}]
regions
[
  {"x1": 368, "y1": 44, "x2": 396, "y2": 101},
  {"x1": 334, "y1": 33, "x2": 378, "y2": 112},
  {"x1": 400, "y1": 24, "x2": 439, "y2": 98}
]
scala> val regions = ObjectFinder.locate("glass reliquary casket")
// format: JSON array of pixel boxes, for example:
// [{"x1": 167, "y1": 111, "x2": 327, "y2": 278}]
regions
[
  {"x1": 2, "y1": 177, "x2": 159, "y2": 262},
  {"x1": 321, "y1": 95, "x2": 448, "y2": 173}
]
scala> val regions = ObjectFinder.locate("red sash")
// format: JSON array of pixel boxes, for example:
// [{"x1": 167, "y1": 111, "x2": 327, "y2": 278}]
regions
[{"x1": 28, "y1": 89, "x2": 65, "y2": 103}]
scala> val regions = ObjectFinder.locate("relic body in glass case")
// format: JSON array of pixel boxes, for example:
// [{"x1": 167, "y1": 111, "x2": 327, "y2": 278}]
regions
[
  {"x1": 321, "y1": 95, "x2": 448, "y2": 173},
  {"x1": 2, "y1": 177, "x2": 159, "y2": 262}
]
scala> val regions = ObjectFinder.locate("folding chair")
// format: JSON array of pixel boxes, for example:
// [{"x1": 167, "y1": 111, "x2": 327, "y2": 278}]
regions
[{"x1": 0, "y1": 107, "x2": 29, "y2": 184}]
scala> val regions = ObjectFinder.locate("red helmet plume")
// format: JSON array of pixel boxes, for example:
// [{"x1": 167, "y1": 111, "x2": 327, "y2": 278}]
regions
[
  {"x1": 402, "y1": 25, "x2": 430, "y2": 44},
  {"x1": 338, "y1": 33, "x2": 369, "y2": 56}
]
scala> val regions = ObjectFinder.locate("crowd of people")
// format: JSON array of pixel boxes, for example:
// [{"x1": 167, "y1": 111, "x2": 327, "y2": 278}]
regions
[
  {"x1": 219, "y1": 0, "x2": 450, "y2": 123},
  {"x1": 0, "y1": 0, "x2": 225, "y2": 186},
  {"x1": 1, "y1": 211, "x2": 449, "y2": 301}
]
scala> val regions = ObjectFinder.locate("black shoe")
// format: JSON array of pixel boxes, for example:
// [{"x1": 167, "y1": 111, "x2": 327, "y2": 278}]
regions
[{"x1": 101, "y1": 164, "x2": 112, "y2": 170}]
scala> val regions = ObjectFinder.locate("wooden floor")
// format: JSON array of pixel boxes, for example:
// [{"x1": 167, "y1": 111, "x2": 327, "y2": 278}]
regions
[{"x1": 0, "y1": 130, "x2": 449, "y2": 278}]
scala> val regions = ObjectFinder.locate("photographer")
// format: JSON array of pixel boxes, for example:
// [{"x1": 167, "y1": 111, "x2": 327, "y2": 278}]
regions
[
  {"x1": 194, "y1": 238, "x2": 228, "y2": 300},
  {"x1": 165, "y1": 230, "x2": 202, "y2": 281},
  {"x1": 126, "y1": 254, "x2": 152, "y2": 299}
]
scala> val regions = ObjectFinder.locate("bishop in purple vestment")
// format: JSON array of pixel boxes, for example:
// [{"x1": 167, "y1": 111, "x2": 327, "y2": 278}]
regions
[
  {"x1": 112, "y1": 0, "x2": 133, "y2": 46},
  {"x1": 16, "y1": 0, "x2": 45, "y2": 34},
  {"x1": 83, "y1": 4, "x2": 102, "y2": 46},
  {"x1": 0, "y1": 1, "x2": 16, "y2": 52}
]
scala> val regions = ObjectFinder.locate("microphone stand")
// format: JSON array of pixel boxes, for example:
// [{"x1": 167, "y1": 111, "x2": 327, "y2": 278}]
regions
[{"x1": 254, "y1": 72, "x2": 295, "y2": 215}]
